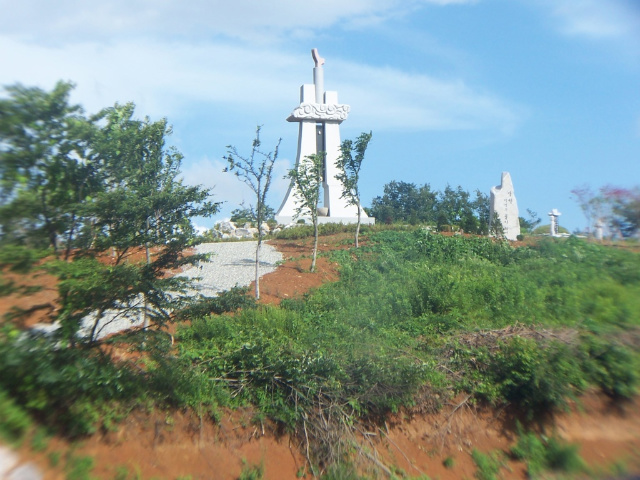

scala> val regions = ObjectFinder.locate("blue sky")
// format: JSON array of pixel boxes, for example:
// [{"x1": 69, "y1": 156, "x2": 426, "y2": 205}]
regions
[{"x1": 1, "y1": 0, "x2": 639, "y2": 232}]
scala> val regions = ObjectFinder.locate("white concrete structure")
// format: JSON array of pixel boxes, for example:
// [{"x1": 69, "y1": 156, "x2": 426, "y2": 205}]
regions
[
  {"x1": 549, "y1": 208, "x2": 562, "y2": 237},
  {"x1": 594, "y1": 219, "x2": 604, "y2": 241},
  {"x1": 276, "y1": 49, "x2": 374, "y2": 225},
  {"x1": 489, "y1": 172, "x2": 520, "y2": 241}
]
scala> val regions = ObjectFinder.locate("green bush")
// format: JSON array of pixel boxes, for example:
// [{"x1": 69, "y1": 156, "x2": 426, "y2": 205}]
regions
[
  {"x1": 0, "y1": 387, "x2": 32, "y2": 443},
  {"x1": 0, "y1": 331, "x2": 138, "y2": 435},
  {"x1": 238, "y1": 462, "x2": 264, "y2": 480},
  {"x1": 0, "y1": 245, "x2": 48, "y2": 273},
  {"x1": 471, "y1": 449, "x2": 503, "y2": 480},
  {"x1": 581, "y1": 335, "x2": 639, "y2": 399},
  {"x1": 175, "y1": 286, "x2": 256, "y2": 321},
  {"x1": 512, "y1": 429, "x2": 584, "y2": 477},
  {"x1": 65, "y1": 454, "x2": 95, "y2": 480},
  {"x1": 321, "y1": 463, "x2": 365, "y2": 480},
  {"x1": 480, "y1": 337, "x2": 586, "y2": 418}
]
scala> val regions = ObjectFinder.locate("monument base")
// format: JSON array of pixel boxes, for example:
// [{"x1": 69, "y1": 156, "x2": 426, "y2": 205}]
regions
[{"x1": 276, "y1": 216, "x2": 375, "y2": 226}]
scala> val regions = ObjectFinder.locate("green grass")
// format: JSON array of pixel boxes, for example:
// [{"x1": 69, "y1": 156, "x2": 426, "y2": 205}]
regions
[
  {"x1": 511, "y1": 429, "x2": 585, "y2": 478},
  {"x1": 471, "y1": 449, "x2": 504, "y2": 480},
  {"x1": 0, "y1": 387, "x2": 32, "y2": 444},
  {"x1": 238, "y1": 461, "x2": 263, "y2": 480},
  {"x1": 1, "y1": 231, "x2": 639, "y2": 476}
]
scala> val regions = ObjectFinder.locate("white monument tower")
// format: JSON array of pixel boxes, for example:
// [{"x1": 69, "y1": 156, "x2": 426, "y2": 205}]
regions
[
  {"x1": 275, "y1": 49, "x2": 374, "y2": 225},
  {"x1": 489, "y1": 172, "x2": 520, "y2": 241},
  {"x1": 548, "y1": 208, "x2": 562, "y2": 237}
]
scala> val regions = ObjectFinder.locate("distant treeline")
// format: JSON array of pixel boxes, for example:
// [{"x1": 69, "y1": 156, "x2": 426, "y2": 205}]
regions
[{"x1": 366, "y1": 181, "x2": 490, "y2": 233}]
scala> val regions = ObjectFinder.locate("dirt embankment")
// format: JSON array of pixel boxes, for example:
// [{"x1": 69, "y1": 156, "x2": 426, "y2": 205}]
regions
[{"x1": 3, "y1": 234, "x2": 640, "y2": 478}]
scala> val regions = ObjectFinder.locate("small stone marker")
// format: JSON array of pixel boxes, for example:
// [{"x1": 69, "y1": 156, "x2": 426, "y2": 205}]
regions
[
  {"x1": 489, "y1": 172, "x2": 520, "y2": 241},
  {"x1": 594, "y1": 219, "x2": 604, "y2": 241}
]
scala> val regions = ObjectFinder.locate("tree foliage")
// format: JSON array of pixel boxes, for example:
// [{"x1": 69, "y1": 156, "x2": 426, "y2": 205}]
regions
[
  {"x1": 519, "y1": 209, "x2": 541, "y2": 234},
  {"x1": 224, "y1": 126, "x2": 281, "y2": 298},
  {"x1": 336, "y1": 131, "x2": 372, "y2": 248},
  {"x1": 571, "y1": 184, "x2": 640, "y2": 238},
  {"x1": 230, "y1": 205, "x2": 276, "y2": 224},
  {"x1": 369, "y1": 181, "x2": 489, "y2": 233},
  {"x1": 0, "y1": 81, "x2": 96, "y2": 255},
  {"x1": 0, "y1": 82, "x2": 219, "y2": 344},
  {"x1": 286, "y1": 153, "x2": 324, "y2": 272}
]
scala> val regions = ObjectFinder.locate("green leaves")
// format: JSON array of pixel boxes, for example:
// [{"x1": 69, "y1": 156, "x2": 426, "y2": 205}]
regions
[
  {"x1": 224, "y1": 126, "x2": 281, "y2": 298},
  {"x1": 335, "y1": 131, "x2": 371, "y2": 207},
  {"x1": 1, "y1": 81, "x2": 220, "y2": 345},
  {"x1": 286, "y1": 152, "x2": 324, "y2": 271},
  {"x1": 369, "y1": 181, "x2": 490, "y2": 232},
  {"x1": 0, "y1": 81, "x2": 94, "y2": 252},
  {"x1": 336, "y1": 131, "x2": 372, "y2": 248}
]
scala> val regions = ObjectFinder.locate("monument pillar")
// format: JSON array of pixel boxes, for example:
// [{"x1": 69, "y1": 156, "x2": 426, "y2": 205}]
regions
[
  {"x1": 548, "y1": 209, "x2": 562, "y2": 237},
  {"x1": 275, "y1": 49, "x2": 374, "y2": 225},
  {"x1": 489, "y1": 172, "x2": 520, "y2": 241}
]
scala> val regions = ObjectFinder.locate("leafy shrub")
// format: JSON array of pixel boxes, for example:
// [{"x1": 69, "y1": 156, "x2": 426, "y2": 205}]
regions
[
  {"x1": 31, "y1": 427, "x2": 50, "y2": 451},
  {"x1": 471, "y1": 449, "x2": 504, "y2": 480},
  {"x1": 0, "y1": 328, "x2": 141, "y2": 435},
  {"x1": 321, "y1": 462, "x2": 365, "y2": 480},
  {"x1": 512, "y1": 429, "x2": 584, "y2": 477},
  {"x1": 238, "y1": 462, "x2": 264, "y2": 480},
  {"x1": 175, "y1": 286, "x2": 256, "y2": 321},
  {"x1": 0, "y1": 245, "x2": 47, "y2": 273},
  {"x1": 544, "y1": 437, "x2": 584, "y2": 473},
  {"x1": 581, "y1": 335, "x2": 639, "y2": 399},
  {"x1": 0, "y1": 387, "x2": 32, "y2": 443},
  {"x1": 65, "y1": 454, "x2": 95, "y2": 480},
  {"x1": 481, "y1": 338, "x2": 586, "y2": 418}
]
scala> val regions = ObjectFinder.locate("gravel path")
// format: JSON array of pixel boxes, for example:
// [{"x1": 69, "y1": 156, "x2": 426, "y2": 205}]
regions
[
  {"x1": 179, "y1": 241, "x2": 282, "y2": 297},
  {"x1": 31, "y1": 241, "x2": 282, "y2": 340}
]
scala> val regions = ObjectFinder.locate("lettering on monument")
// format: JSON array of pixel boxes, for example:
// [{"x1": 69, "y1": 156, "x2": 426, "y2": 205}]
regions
[{"x1": 489, "y1": 171, "x2": 520, "y2": 241}]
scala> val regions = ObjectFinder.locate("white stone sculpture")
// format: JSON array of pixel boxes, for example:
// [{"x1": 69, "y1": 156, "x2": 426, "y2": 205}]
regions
[
  {"x1": 548, "y1": 208, "x2": 562, "y2": 237},
  {"x1": 594, "y1": 219, "x2": 604, "y2": 241},
  {"x1": 275, "y1": 49, "x2": 374, "y2": 225},
  {"x1": 489, "y1": 172, "x2": 520, "y2": 241}
]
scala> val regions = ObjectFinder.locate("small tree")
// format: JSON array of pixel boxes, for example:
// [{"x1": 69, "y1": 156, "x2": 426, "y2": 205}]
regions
[
  {"x1": 55, "y1": 102, "x2": 219, "y2": 345},
  {"x1": 286, "y1": 153, "x2": 324, "y2": 272},
  {"x1": 489, "y1": 213, "x2": 505, "y2": 239},
  {"x1": 0, "y1": 81, "x2": 97, "y2": 256},
  {"x1": 224, "y1": 126, "x2": 281, "y2": 299},
  {"x1": 519, "y1": 208, "x2": 541, "y2": 234},
  {"x1": 600, "y1": 186, "x2": 640, "y2": 238},
  {"x1": 571, "y1": 185, "x2": 604, "y2": 235},
  {"x1": 336, "y1": 131, "x2": 372, "y2": 248}
]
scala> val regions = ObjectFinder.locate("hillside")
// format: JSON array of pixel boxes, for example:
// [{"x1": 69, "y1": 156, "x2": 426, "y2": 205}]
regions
[{"x1": 2, "y1": 229, "x2": 640, "y2": 479}]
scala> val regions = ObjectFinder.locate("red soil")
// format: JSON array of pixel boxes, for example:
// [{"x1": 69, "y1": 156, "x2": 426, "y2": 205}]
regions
[{"x1": 2, "y1": 234, "x2": 640, "y2": 479}]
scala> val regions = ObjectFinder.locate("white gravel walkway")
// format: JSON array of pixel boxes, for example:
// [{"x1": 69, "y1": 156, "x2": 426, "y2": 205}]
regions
[
  {"x1": 31, "y1": 241, "x2": 282, "y2": 340},
  {"x1": 179, "y1": 241, "x2": 282, "y2": 297}
]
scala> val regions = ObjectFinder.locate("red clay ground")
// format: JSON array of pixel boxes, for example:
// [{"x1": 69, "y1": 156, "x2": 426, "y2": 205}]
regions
[{"x1": 2, "y1": 233, "x2": 640, "y2": 479}]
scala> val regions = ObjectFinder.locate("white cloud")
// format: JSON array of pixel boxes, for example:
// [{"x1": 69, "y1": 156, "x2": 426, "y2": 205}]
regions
[
  {"x1": 541, "y1": 0, "x2": 640, "y2": 39},
  {"x1": 180, "y1": 155, "x2": 292, "y2": 223},
  {"x1": 0, "y1": 0, "x2": 477, "y2": 45},
  {"x1": 333, "y1": 61, "x2": 522, "y2": 133},
  {"x1": 0, "y1": 36, "x2": 521, "y2": 133}
]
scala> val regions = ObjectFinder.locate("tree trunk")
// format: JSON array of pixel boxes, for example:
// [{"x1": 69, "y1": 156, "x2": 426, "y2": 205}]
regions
[
  {"x1": 355, "y1": 200, "x2": 361, "y2": 248},
  {"x1": 311, "y1": 219, "x2": 318, "y2": 273},
  {"x1": 255, "y1": 202, "x2": 262, "y2": 300},
  {"x1": 255, "y1": 239, "x2": 261, "y2": 299},
  {"x1": 89, "y1": 308, "x2": 105, "y2": 346},
  {"x1": 64, "y1": 212, "x2": 77, "y2": 261},
  {"x1": 143, "y1": 218, "x2": 151, "y2": 331}
]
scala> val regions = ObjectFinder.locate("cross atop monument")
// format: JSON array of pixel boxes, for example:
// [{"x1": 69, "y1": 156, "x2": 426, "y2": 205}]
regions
[{"x1": 275, "y1": 49, "x2": 374, "y2": 225}]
